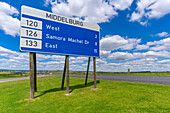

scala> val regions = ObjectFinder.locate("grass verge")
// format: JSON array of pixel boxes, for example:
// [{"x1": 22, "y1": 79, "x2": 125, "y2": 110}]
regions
[
  {"x1": 1, "y1": 72, "x2": 170, "y2": 79},
  {"x1": 0, "y1": 76, "x2": 169, "y2": 113},
  {"x1": 0, "y1": 74, "x2": 29, "y2": 79},
  {"x1": 51, "y1": 71, "x2": 170, "y2": 77}
]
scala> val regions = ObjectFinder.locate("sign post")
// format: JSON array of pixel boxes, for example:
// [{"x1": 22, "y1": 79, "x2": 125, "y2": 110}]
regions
[
  {"x1": 66, "y1": 55, "x2": 70, "y2": 95},
  {"x1": 85, "y1": 57, "x2": 91, "y2": 85},
  {"x1": 93, "y1": 57, "x2": 97, "y2": 89},
  {"x1": 33, "y1": 53, "x2": 37, "y2": 92},
  {"x1": 20, "y1": 5, "x2": 100, "y2": 98},
  {"x1": 29, "y1": 52, "x2": 35, "y2": 98},
  {"x1": 61, "y1": 56, "x2": 66, "y2": 89}
]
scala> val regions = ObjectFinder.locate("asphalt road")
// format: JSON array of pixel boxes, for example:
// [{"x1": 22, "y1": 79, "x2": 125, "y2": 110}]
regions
[
  {"x1": 0, "y1": 74, "x2": 170, "y2": 86},
  {"x1": 54, "y1": 75, "x2": 170, "y2": 86},
  {"x1": 0, "y1": 75, "x2": 43, "y2": 83}
]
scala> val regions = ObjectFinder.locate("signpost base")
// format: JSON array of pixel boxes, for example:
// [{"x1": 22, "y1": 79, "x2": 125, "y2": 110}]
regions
[
  {"x1": 91, "y1": 88, "x2": 98, "y2": 90},
  {"x1": 64, "y1": 93, "x2": 71, "y2": 96}
]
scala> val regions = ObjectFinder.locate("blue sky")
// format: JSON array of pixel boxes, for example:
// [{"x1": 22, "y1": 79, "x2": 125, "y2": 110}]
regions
[{"x1": 0, "y1": 0, "x2": 170, "y2": 72}]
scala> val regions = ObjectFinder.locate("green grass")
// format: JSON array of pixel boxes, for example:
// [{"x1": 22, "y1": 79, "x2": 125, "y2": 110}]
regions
[
  {"x1": 0, "y1": 76, "x2": 169, "y2": 113},
  {"x1": 51, "y1": 71, "x2": 170, "y2": 77},
  {"x1": 0, "y1": 74, "x2": 29, "y2": 79}
]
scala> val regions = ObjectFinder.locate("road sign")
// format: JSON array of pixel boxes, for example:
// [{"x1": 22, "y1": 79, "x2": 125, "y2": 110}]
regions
[{"x1": 20, "y1": 5, "x2": 100, "y2": 57}]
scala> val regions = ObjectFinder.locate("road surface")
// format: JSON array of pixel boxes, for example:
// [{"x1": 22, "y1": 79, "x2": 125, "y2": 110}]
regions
[
  {"x1": 54, "y1": 75, "x2": 170, "y2": 86},
  {"x1": 0, "y1": 75, "x2": 170, "y2": 86},
  {"x1": 0, "y1": 75, "x2": 43, "y2": 83}
]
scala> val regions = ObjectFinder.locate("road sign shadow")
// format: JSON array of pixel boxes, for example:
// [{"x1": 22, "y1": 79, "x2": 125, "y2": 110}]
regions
[{"x1": 35, "y1": 80, "x2": 100, "y2": 98}]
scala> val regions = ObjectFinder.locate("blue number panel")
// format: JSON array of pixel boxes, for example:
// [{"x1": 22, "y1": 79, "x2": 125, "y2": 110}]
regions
[{"x1": 20, "y1": 14, "x2": 99, "y2": 57}]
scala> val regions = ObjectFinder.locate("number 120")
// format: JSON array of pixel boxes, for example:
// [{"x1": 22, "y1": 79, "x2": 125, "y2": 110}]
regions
[{"x1": 26, "y1": 20, "x2": 38, "y2": 27}]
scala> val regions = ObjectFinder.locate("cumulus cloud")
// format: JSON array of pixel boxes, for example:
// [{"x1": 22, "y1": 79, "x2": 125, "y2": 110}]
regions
[
  {"x1": 130, "y1": 0, "x2": 170, "y2": 25},
  {"x1": 96, "y1": 59, "x2": 107, "y2": 64},
  {"x1": 136, "y1": 44, "x2": 149, "y2": 50},
  {"x1": 0, "y1": 46, "x2": 90, "y2": 70},
  {"x1": 157, "y1": 59, "x2": 170, "y2": 64},
  {"x1": 110, "y1": 0, "x2": 133, "y2": 10},
  {"x1": 2, "y1": 45, "x2": 170, "y2": 72},
  {"x1": 100, "y1": 50, "x2": 111, "y2": 57},
  {"x1": 108, "y1": 52, "x2": 137, "y2": 61},
  {"x1": 121, "y1": 38, "x2": 141, "y2": 50},
  {"x1": 0, "y1": 46, "x2": 19, "y2": 57},
  {"x1": 107, "y1": 50, "x2": 170, "y2": 61},
  {"x1": 70, "y1": 57, "x2": 87, "y2": 64},
  {"x1": 96, "y1": 56, "x2": 170, "y2": 72},
  {"x1": 100, "y1": 35, "x2": 141, "y2": 51},
  {"x1": 45, "y1": 0, "x2": 133, "y2": 24},
  {"x1": 147, "y1": 37, "x2": 170, "y2": 51},
  {"x1": 0, "y1": 2, "x2": 20, "y2": 37},
  {"x1": 144, "y1": 51, "x2": 170, "y2": 58},
  {"x1": 134, "y1": 37, "x2": 170, "y2": 51},
  {"x1": 153, "y1": 32, "x2": 170, "y2": 37}
]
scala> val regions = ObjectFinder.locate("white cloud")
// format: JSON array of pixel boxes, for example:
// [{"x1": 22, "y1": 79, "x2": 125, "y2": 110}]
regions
[
  {"x1": 51, "y1": 55, "x2": 65, "y2": 61},
  {"x1": 0, "y1": 46, "x2": 19, "y2": 57},
  {"x1": 147, "y1": 37, "x2": 170, "y2": 46},
  {"x1": 108, "y1": 52, "x2": 136, "y2": 61},
  {"x1": 130, "y1": 0, "x2": 170, "y2": 25},
  {"x1": 147, "y1": 37, "x2": 170, "y2": 51},
  {"x1": 136, "y1": 44, "x2": 149, "y2": 50},
  {"x1": 157, "y1": 59, "x2": 170, "y2": 64},
  {"x1": 70, "y1": 57, "x2": 87, "y2": 64},
  {"x1": 0, "y1": 2, "x2": 20, "y2": 37},
  {"x1": 121, "y1": 38, "x2": 141, "y2": 50},
  {"x1": 100, "y1": 35, "x2": 127, "y2": 51},
  {"x1": 100, "y1": 50, "x2": 111, "y2": 57},
  {"x1": 2, "y1": 45, "x2": 170, "y2": 72},
  {"x1": 0, "y1": 46, "x2": 90, "y2": 70},
  {"x1": 144, "y1": 51, "x2": 170, "y2": 58},
  {"x1": 100, "y1": 35, "x2": 141, "y2": 51},
  {"x1": 37, "y1": 54, "x2": 51, "y2": 61},
  {"x1": 96, "y1": 52, "x2": 170, "y2": 72},
  {"x1": 107, "y1": 50, "x2": 170, "y2": 61},
  {"x1": 96, "y1": 59, "x2": 107, "y2": 64},
  {"x1": 110, "y1": 0, "x2": 133, "y2": 10},
  {"x1": 134, "y1": 37, "x2": 170, "y2": 51},
  {"x1": 39, "y1": 61, "x2": 64, "y2": 65},
  {"x1": 153, "y1": 32, "x2": 170, "y2": 37},
  {"x1": 45, "y1": 0, "x2": 133, "y2": 24}
]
